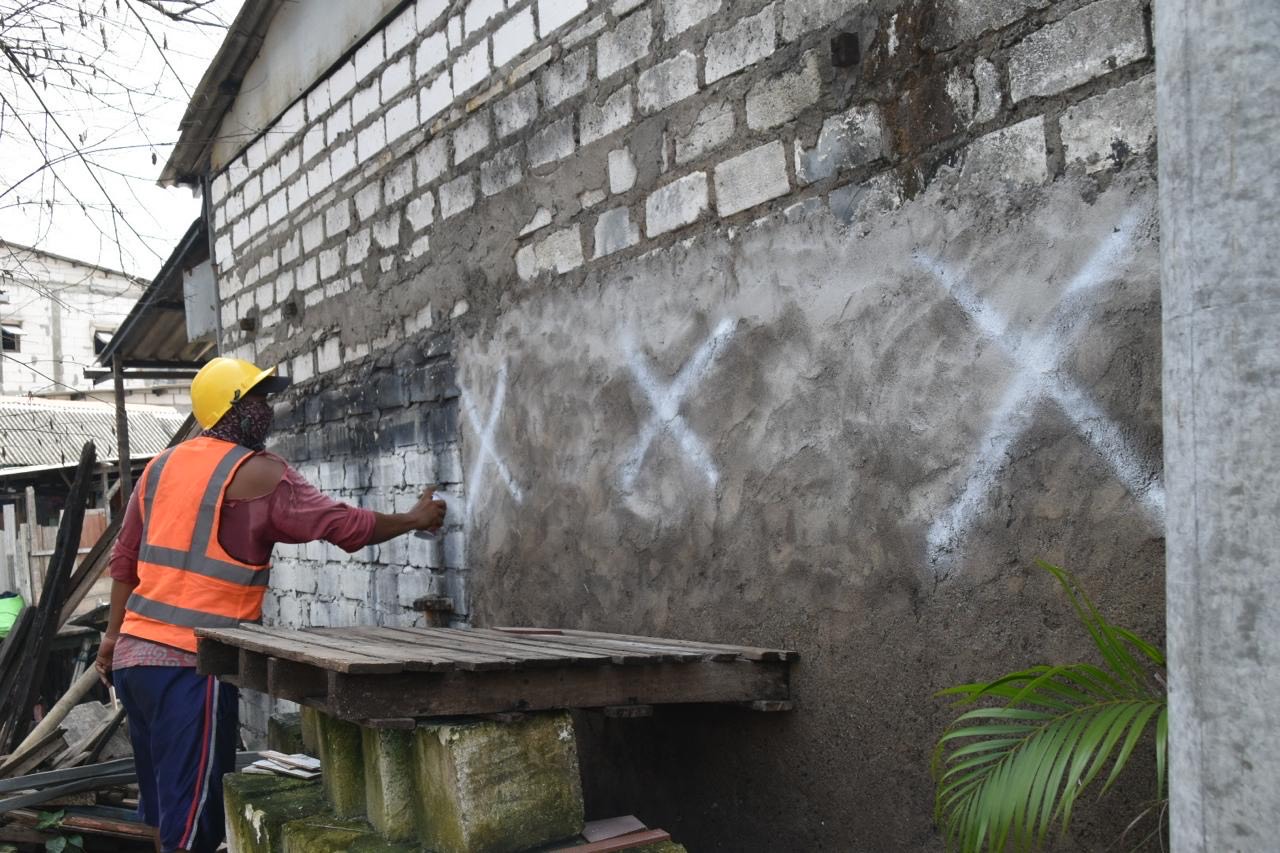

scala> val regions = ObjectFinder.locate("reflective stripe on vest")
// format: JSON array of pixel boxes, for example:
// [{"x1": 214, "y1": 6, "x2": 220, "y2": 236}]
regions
[{"x1": 123, "y1": 593, "x2": 245, "y2": 629}]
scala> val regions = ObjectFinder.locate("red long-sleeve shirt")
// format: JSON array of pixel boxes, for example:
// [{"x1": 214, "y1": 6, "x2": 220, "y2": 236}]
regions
[{"x1": 110, "y1": 451, "x2": 375, "y2": 668}]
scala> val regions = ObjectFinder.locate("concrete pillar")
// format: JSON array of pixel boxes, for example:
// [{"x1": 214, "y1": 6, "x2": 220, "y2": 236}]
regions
[{"x1": 1155, "y1": 1, "x2": 1280, "y2": 849}]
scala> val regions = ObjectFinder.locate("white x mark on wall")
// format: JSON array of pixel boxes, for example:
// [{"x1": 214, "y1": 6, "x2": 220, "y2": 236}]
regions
[
  {"x1": 460, "y1": 365, "x2": 523, "y2": 519},
  {"x1": 620, "y1": 318, "x2": 737, "y2": 495},
  {"x1": 914, "y1": 211, "x2": 1165, "y2": 572}
]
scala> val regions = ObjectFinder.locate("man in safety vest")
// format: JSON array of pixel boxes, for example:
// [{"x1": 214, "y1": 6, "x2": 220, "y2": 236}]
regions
[{"x1": 94, "y1": 357, "x2": 446, "y2": 853}]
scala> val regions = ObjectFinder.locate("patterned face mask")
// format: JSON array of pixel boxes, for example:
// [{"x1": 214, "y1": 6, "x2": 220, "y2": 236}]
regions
[{"x1": 203, "y1": 396, "x2": 275, "y2": 451}]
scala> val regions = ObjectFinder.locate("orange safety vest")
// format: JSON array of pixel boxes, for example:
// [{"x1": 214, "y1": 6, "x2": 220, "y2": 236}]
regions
[{"x1": 120, "y1": 436, "x2": 271, "y2": 653}]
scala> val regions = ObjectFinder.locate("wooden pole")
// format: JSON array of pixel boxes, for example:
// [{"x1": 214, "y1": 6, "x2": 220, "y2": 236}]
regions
[{"x1": 111, "y1": 355, "x2": 132, "y2": 506}]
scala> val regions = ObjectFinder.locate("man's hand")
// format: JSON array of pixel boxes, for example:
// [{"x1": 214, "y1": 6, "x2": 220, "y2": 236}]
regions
[
  {"x1": 409, "y1": 488, "x2": 447, "y2": 532},
  {"x1": 95, "y1": 633, "x2": 118, "y2": 686}
]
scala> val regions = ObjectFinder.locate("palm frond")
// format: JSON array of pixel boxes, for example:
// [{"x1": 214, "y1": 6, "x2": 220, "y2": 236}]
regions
[{"x1": 932, "y1": 563, "x2": 1168, "y2": 852}]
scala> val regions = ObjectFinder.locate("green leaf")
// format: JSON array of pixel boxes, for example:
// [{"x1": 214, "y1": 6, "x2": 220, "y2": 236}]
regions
[
  {"x1": 934, "y1": 563, "x2": 1168, "y2": 853},
  {"x1": 35, "y1": 810, "x2": 64, "y2": 831},
  {"x1": 45, "y1": 837, "x2": 66, "y2": 853}
]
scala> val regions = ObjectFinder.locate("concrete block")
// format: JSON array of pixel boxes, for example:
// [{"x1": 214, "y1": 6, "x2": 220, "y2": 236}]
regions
[
  {"x1": 354, "y1": 184, "x2": 381, "y2": 222},
  {"x1": 538, "y1": 0, "x2": 588, "y2": 34},
  {"x1": 307, "y1": 158, "x2": 332, "y2": 196},
  {"x1": 330, "y1": 140, "x2": 357, "y2": 180},
  {"x1": 453, "y1": 114, "x2": 492, "y2": 164},
  {"x1": 494, "y1": 83, "x2": 538, "y2": 138},
  {"x1": 385, "y1": 4, "x2": 417, "y2": 55},
  {"x1": 583, "y1": 185, "x2": 607, "y2": 209},
  {"x1": 481, "y1": 145, "x2": 524, "y2": 196},
  {"x1": 362, "y1": 727, "x2": 417, "y2": 841},
  {"x1": 676, "y1": 99, "x2": 735, "y2": 164},
  {"x1": 493, "y1": 8, "x2": 536, "y2": 66},
  {"x1": 597, "y1": 8, "x2": 652, "y2": 80},
  {"x1": 417, "y1": 0, "x2": 448, "y2": 32},
  {"x1": 324, "y1": 202, "x2": 351, "y2": 239},
  {"x1": 517, "y1": 226, "x2": 585, "y2": 280},
  {"x1": 384, "y1": 160, "x2": 414, "y2": 204},
  {"x1": 663, "y1": 0, "x2": 721, "y2": 37},
  {"x1": 932, "y1": 0, "x2": 1049, "y2": 47},
  {"x1": 326, "y1": 102, "x2": 351, "y2": 145},
  {"x1": 329, "y1": 61, "x2": 358, "y2": 101},
  {"x1": 316, "y1": 714, "x2": 366, "y2": 818},
  {"x1": 746, "y1": 49, "x2": 821, "y2": 130},
  {"x1": 281, "y1": 814, "x2": 419, "y2": 852},
  {"x1": 224, "y1": 773, "x2": 327, "y2": 853},
  {"x1": 1008, "y1": 0, "x2": 1146, "y2": 102},
  {"x1": 464, "y1": 0, "x2": 502, "y2": 35},
  {"x1": 385, "y1": 98, "x2": 418, "y2": 145},
  {"x1": 780, "y1": 0, "x2": 854, "y2": 42},
  {"x1": 958, "y1": 115, "x2": 1047, "y2": 187},
  {"x1": 608, "y1": 147, "x2": 637, "y2": 193},
  {"x1": 419, "y1": 74, "x2": 452, "y2": 125},
  {"x1": 382, "y1": 55, "x2": 412, "y2": 101},
  {"x1": 453, "y1": 41, "x2": 492, "y2": 93},
  {"x1": 417, "y1": 31, "x2": 448, "y2": 76},
  {"x1": 645, "y1": 172, "x2": 708, "y2": 237},
  {"x1": 439, "y1": 174, "x2": 476, "y2": 219},
  {"x1": 541, "y1": 47, "x2": 590, "y2": 108},
  {"x1": 446, "y1": 15, "x2": 462, "y2": 49},
  {"x1": 715, "y1": 140, "x2": 791, "y2": 216},
  {"x1": 705, "y1": 4, "x2": 777, "y2": 84},
  {"x1": 410, "y1": 712, "x2": 585, "y2": 853},
  {"x1": 408, "y1": 193, "x2": 435, "y2": 231},
  {"x1": 974, "y1": 57, "x2": 1001, "y2": 123},
  {"x1": 354, "y1": 31, "x2": 384, "y2": 79},
  {"x1": 268, "y1": 712, "x2": 306, "y2": 755},
  {"x1": 417, "y1": 136, "x2": 450, "y2": 185},
  {"x1": 528, "y1": 116, "x2": 576, "y2": 167},
  {"x1": 353, "y1": 82, "x2": 380, "y2": 127},
  {"x1": 794, "y1": 103, "x2": 886, "y2": 183},
  {"x1": 594, "y1": 206, "x2": 640, "y2": 257},
  {"x1": 1060, "y1": 74, "x2": 1155, "y2": 172},
  {"x1": 581, "y1": 86, "x2": 634, "y2": 145},
  {"x1": 638, "y1": 50, "x2": 698, "y2": 114},
  {"x1": 562, "y1": 14, "x2": 606, "y2": 48}
]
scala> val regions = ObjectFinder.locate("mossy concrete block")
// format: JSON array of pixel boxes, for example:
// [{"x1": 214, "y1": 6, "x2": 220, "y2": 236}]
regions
[
  {"x1": 362, "y1": 727, "x2": 417, "y2": 842},
  {"x1": 411, "y1": 711, "x2": 585, "y2": 853},
  {"x1": 315, "y1": 712, "x2": 366, "y2": 818},
  {"x1": 223, "y1": 772, "x2": 327, "y2": 853},
  {"x1": 269, "y1": 712, "x2": 305, "y2": 755},
  {"x1": 280, "y1": 815, "x2": 419, "y2": 853},
  {"x1": 300, "y1": 706, "x2": 320, "y2": 754}
]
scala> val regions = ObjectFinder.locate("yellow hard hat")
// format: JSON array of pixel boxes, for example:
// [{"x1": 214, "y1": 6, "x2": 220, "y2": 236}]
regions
[{"x1": 190, "y1": 357, "x2": 292, "y2": 428}]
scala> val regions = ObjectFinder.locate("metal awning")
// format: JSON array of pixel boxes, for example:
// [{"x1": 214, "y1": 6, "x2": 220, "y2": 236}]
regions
[{"x1": 87, "y1": 219, "x2": 214, "y2": 383}]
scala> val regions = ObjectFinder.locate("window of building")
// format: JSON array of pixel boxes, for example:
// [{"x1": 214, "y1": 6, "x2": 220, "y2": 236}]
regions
[
  {"x1": 1, "y1": 323, "x2": 21, "y2": 352},
  {"x1": 93, "y1": 329, "x2": 115, "y2": 355}
]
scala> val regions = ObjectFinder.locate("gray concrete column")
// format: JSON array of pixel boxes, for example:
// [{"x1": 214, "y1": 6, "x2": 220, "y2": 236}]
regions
[{"x1": 1156, "y1": 1, "x2": 1280, "y2": 849}]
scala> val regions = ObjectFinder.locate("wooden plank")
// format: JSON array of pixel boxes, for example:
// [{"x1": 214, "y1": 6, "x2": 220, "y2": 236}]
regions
[
  {"x1": 482, "y1": 629, "x2": 727, "y2": 663},
  {"x1": 465, "y1": 629, "x2": 660, "y2": 664},
  {"x1": 266, "y1": 657, "x2": 329, "y2": 702},
  {"x1": 311, "y1": 627, "x2": 511, "y2": 671},
  {"x1": 415, "y1": 628, "x2": 621, "y2": 665},
  {"x1": 602, "y1": 705, "x2": 653, "y2": 719},
  {"x1": 366, "y1": 627, "x2": 582, "y2": 668},
  {"x1": 513, "y1": 628, "x2": 799, "y2": 662},
  {"x1": 324, "y1": 660, "x2": 790, "y2": 720},
  {"x1": 309, "y1": 627, "x2": 507, "y2": 671},
  {"x1": 195, "y1": 626, "x2": 400, "y2": 674}
]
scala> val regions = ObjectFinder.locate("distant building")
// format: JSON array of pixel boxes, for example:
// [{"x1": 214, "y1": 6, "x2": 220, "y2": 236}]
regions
[{"x1": 0, "y1": 242, "x2": 189, "y2": 409}]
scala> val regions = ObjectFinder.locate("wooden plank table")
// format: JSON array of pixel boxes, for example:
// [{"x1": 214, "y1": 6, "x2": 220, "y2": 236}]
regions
[{"x1": 195, "y1": 625, "x2": 796, "y2": 726}]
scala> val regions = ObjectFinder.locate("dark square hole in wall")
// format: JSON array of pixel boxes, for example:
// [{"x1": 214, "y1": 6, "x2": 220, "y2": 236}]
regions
[{"x1": 831, "y1": 31, "x2": 861, "y2": 67}]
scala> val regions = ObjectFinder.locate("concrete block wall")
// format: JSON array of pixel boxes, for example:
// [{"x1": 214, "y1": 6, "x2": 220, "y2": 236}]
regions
[{"x1": 206, "y1": 0, "x2": 1163, "y2": 845}]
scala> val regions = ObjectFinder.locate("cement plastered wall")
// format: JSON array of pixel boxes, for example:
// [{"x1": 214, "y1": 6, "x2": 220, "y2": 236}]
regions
[{"x1": 207, "y1": 0, "x2": 1165, "y2": 847}]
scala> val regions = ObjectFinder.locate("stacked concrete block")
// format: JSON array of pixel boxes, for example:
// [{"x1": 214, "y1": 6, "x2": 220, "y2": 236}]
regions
[
  {"x1": 224, "y1": 774, "x2": 327, "y2": 853},
  {"x1": 232, "y1": 711, "x2": 585, "y2": 853},
  {"x1": 411, "y1": 712, "x2": 585, "y2": 853}
]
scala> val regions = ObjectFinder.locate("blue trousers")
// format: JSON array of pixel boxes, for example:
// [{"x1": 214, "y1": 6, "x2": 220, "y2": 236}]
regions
[{"x1": 114, "y1": 667, "x2": 239, "y2": 853}]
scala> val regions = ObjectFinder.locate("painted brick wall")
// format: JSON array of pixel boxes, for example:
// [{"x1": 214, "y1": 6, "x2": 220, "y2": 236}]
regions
[{"x1": 207, "y1": 0, "x2": 1163, "y2": 845}]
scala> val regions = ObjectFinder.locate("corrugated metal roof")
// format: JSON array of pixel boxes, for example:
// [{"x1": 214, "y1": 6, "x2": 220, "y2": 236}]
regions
[{"x1": 0, "y1": 397, "x2": 186, "y2": 469}]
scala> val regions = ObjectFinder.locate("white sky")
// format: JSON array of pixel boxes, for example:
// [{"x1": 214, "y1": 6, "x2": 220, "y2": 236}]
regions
[{"x1": 0, "y1": 0, "x2": 245, "y2": 279}]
